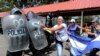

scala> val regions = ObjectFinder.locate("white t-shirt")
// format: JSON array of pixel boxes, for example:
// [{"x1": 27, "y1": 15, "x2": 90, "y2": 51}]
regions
[{"x1": 54, "y1": 23, "x2": 68, "y2": 42}]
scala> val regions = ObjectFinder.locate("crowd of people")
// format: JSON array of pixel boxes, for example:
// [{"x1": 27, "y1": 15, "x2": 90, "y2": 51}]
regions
[
  {"x1": 2, "y1": 7, "x2": 100, "y2": 56},
  {"x1": 43, "y1": 16, "x2": 100, "y2": 56}
]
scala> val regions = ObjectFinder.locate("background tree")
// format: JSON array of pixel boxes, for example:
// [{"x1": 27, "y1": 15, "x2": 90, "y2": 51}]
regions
[
  {"x1": 0, "y1": 0, "x2": 69, "y2": 12},
  {"x1": 0, "y1": 0, "x2": 13, "y2": 12}
]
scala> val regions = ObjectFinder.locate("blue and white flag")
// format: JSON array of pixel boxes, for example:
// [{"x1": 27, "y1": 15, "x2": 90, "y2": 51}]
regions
[{"x1": 69, "y1": 34, "x2": 100, "y2": 56}]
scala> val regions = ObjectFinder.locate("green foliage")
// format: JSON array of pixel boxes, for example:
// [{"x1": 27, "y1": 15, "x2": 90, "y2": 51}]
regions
[
  {"x1": 0, "y1": 0, "x2": 13, "y2": 12},
  {"x1": 0, "y1": 0, "x2": 68, "y2": 12}
]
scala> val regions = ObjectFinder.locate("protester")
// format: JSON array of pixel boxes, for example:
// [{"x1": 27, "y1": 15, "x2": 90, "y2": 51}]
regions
[
  {"x1": 89, "y1": 18, "x2": 100, "y2": 56},
  {"x1": 81, "y1": 23, "x2": 97, "y2": 38},
  {"x1": 67, "y1": 19, "x2": 85, "y2": 34},
  {"x1": 68, "y1": 18, "x2": 100, "y2": 56},
  {"x1": 43, "y1": 16, "x2": 68, "y2": 56},
  {"x1": 67, "y1": 19, "x2": 93, "y2": 56},
  {"x1": 67, "y1": 19, "x2": 96, "y2": 38},
  {"x1": 81, "y1": 23, "x2": 89, "y2": 37}
]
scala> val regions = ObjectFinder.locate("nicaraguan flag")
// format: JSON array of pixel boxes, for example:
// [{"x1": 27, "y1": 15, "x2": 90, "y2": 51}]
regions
[{"x1": 69, "y1": 34, "x2": 100, "y2": 56}]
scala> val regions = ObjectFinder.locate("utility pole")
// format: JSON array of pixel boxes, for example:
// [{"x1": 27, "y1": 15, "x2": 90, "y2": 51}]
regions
[{"x1": 80, "y1": 11, "x2": 84, "y2": 34}]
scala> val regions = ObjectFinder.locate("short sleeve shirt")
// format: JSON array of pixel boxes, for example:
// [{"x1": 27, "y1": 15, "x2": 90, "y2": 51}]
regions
[{"x1": 54, "y1": 23, "x2": 68, "y2": 41}]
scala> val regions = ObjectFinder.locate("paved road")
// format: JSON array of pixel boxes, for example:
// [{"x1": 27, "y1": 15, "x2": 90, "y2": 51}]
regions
[
  {"x1": 0, "y1": 34, "x2": 100, "y2": 56},
  {"x1": 23, "y1": 42, "x2": 70, "y2": 56},
  {"x1": 0, "y1": 34, "x2": 70, "y2": 56},
  {"x1": 0, "y1": 34, "x2": 7, "y2": 56}
]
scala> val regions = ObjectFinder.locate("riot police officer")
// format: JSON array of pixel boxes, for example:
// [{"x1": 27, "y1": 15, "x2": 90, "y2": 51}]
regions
[{"x1": 2, "y1": 8, "x2": 29, "y2": 56}]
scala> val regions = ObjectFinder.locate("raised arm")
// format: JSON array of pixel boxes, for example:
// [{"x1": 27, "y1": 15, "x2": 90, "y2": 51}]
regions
[
  {"x1": 43, "y1": 24, "x2": 64, "y2": 32},
  {"x1": 77, "y1": 25, "x2": 86, "y2": 30}
]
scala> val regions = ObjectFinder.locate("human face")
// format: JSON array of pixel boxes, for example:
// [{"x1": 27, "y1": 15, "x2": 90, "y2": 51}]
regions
[
  {"x1": 70, "y1": 22, "x2": 75, "y2": 26},
  {"x1": 57, "y1": 19, "x2": 63, "y2": 25},
  {"x1": 92, "y1": 22, "x2": 97, "y2": 26}
]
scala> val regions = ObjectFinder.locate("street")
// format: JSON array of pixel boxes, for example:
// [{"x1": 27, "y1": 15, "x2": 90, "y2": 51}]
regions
[
  {"x1": 0, "y1": 34, "x2": 70, "y2": 56},
  {"x1": 0, "y1": 34, "x2": 7, "y2": 56},
  {"x1": 0, "y1": 34, "x2": 100, "y2": 56}
]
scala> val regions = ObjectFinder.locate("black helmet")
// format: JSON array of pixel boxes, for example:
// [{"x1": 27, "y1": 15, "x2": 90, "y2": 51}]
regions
[
  {"x1": 10, "y1": 8, "x2": 22, "y2": 15},
  {"x1": 27, "y1": 11, "x2": 37, "y2": 20}
]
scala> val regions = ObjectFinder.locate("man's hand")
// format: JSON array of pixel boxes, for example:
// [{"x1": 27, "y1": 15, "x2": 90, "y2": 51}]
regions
[
  {"x1": 43, "y1": 27, "x2": 48, "y2": 30},
  {"x1": 40, "y1": 24, "x2": 46, "y2": 28}
]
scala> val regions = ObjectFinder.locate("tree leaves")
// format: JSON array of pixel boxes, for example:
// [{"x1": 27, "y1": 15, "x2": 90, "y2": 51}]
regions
[{"x1": 0, "y1": 0, "x2": 13, "y2": 12}]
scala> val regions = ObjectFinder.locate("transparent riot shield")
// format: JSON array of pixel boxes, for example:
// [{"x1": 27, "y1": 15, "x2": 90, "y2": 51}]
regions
[
  {"x1": 2, "y1": 15, "x2": 29, "y2": 52},
  {"x1": 27, "y1": 12, "x2": 48, "y2": 50}
]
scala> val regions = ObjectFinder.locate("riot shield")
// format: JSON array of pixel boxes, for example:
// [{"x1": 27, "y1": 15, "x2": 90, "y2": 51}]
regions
[
  {"x1": 2, "y1": 15, "x2": 29, "y2": 52},
  {"x1": 27, "y1": 12, "x2": 48, "y2": 50}
]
